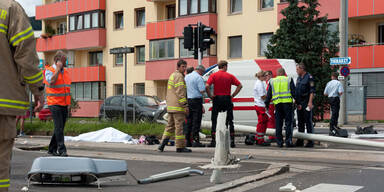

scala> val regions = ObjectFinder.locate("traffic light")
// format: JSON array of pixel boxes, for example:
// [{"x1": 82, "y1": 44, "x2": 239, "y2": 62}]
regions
[
  {"x1": 199, "y1": 25, "x2": 216, "y2": 50},
  {"x1": 183, "y1": 26, "x2": 194, "y2": 50}
]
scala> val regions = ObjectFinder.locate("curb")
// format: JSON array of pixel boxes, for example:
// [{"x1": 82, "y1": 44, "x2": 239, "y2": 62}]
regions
[{"x1": 194, "y1": 163, "x2": 289, "y2": 192}]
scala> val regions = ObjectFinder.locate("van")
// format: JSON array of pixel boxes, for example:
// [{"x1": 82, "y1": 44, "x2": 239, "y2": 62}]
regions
[{"x1": 201, "y1": 59, "x2": 298, "y2": 126}]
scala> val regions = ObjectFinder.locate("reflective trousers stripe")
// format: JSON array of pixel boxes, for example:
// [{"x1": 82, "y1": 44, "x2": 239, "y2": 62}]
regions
[
  {"x1": 0, "y1": 179, "x2": 10, "y2": 188},
  {"x1": 175, "y1": 135, "x2": 185, "y2": 140},
  {"x1": 167, "y1": 106, "x2": 185, "y2": 112},
  {"x1": 164, "y1": 131, "x2": 173, "y2": 137}
]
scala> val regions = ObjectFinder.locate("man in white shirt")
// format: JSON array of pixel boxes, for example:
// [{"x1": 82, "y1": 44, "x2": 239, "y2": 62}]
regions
[
  {"x1": 324, "y1": 72, "x2": 344, "y2": 135},
  {"x1": 254, "y1": 71, "x2": 270, "y2": 146}
]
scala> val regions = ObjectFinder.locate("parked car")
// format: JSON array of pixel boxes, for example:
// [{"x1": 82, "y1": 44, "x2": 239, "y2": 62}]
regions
[
  {"x1": 38, "y1": 103, "x2": 52, "y2": 121},
  {"x1": 99, "y1": 95, "x2": 166, "y2": 122}
]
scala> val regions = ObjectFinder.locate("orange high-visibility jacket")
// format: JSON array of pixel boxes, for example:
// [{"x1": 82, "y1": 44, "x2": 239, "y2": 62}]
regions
[{"x1": 44, "y1": 66, "x2": 71, "y2": 106}]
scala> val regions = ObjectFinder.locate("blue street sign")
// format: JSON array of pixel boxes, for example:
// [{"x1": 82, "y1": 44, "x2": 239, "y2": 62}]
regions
[
  {"x1": 330, "y1": 57, "x2": 351, "y2": 65},
  {"x1": 340, "y1": 66, "x2": 350, "y2": 77}
]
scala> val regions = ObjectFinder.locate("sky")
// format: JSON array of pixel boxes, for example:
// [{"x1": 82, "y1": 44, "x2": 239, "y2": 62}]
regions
[{"x1": 15, "y1": 0, "x2": 42, "y2": 17}]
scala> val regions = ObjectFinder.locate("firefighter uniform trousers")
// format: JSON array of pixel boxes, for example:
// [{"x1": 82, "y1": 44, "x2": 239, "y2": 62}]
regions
[
  {"x1": 0, "y1": 116, "x2": 16, "y2": 192},
  {"x1": 162, "y1": 113, "x2": 186, "y2": 148}
]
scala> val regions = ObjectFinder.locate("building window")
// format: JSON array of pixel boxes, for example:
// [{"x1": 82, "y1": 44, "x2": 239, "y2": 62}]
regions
[
  {"x1": 379, "y1": 24, "x2": 384, "y2": 44},
  {"x1": 84, "y1": 13, "x2": 91, "y2": 29},
  {"x1": 114, "y1": 84, "x2": 124, "y2": 95},
  {"x1": 259, "y1": 33, "x2": 273, "y2": 56},
  {"x1": 115, "y1": 54, "x2": 123, "y2": 66},
  {"x1": 363, "y1": 72, "x2": 384, "y2": 97},
  {"x1": 114, "y1": 11, "x2": 124, "y2": 29},
  {"x1": 179, "y1": 38, "x2": 207, "y2": 58},
  {"x1": 92, "y1": 12, "x2": 99, "y2": 28},
  {"x1": 134, "y1": 83, "x2": 145, "y2": 95},
  {"x1": 69, "y1": 11, "x2": 105, "y2": 32},
  {"x1": 230, "y1": 0, "x2": 242, "y2": 14},
  {"x1": 179, "y1": 0, "x2": 216, "y2": 16},
  {"x1": 260, "y1": 0, "x2": 274, "y2": 9},
  {"x1": 89, "y1": 51, "x2": 103, "y2": 66},
  {"x1": 167, "y1": 4, "x2": 176, "y2": 19},
  {"x1": 57, "y1": 22, "x2": 67, "y2": 35},
  {"x1": 84, "y1": 82, "x2": 92, "y2": 100},
  {"x1": 69, "y1": 16, "x2": 75, "y2": 31},
  {"x1": 136, "y1": 8, "x2": 145, "y2": 27},
  {"x1": 149, "y1": 39, "x2": 174, "y2": 60},
  {"x1": 76, "y1": 83, "x2": 84, "y2": 99},
  {"x1": 76, "y1": 15, "x2": 83, "y2": 30},
  {"x1": 229, "y1": 36, "x2": 242, "y2": 58},
  {"x1": 136, "y1": 46, "x2": 145, "y2": 64}
]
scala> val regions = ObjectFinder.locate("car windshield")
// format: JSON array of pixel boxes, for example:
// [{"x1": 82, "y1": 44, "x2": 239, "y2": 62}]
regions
[{"x1": 135, "y1": 96, "x2": 159, "y2": 106}]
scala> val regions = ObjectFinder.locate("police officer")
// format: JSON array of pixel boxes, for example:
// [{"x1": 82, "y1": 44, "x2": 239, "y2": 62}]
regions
[
  {"x1": 295, "y1": 63, "x2": 315, "y2": 148},
  {"x1": 265, "y1": 68, "x2": 295, "y2": 148}
]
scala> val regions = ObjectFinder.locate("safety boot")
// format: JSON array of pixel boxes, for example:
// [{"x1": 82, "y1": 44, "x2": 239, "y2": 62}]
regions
[{"x1": 158, "y1": 138, "x2": 169, "y2": 152}]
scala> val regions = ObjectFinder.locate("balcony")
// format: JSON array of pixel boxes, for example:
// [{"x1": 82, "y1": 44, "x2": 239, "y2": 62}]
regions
[
  {"x1": 146, "y1": 13, "x2": 217, "y2": 40},
  {"x1": 67, "y1": 66, "x2": 106, "y2": 83},
  {"x1": 36, "y1": 0, "x2": 106, "y2": 20},
  {"x1": 145, "y1": 57, "x2": 217, "y2": 80},
  {"x1": 66, "y1": 28, "x2": 106, "y2": 50},
  {"x1": 349, "y1": 0, "x2": 384, "y2": 17},
  {"x1": 277, "y1": 0, "x2": 340, "y2": 23},
  {"x1": 349, "y1": 44, "x2": 384, "y2": 69},
  {"x1": 36, "y1": 34, "x2": 66, "y2": 52},
  {"x1": 146, "y1": 19, "x2": 175, "y2": 40},
  {"x1": 36, "y1": 1, "x2": 67, "y2": 20}
]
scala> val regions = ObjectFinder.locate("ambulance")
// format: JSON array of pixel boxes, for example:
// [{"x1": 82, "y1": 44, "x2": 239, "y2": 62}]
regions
[{"x1": 201, "y1": 59, "x2": 298, "y2": 127}]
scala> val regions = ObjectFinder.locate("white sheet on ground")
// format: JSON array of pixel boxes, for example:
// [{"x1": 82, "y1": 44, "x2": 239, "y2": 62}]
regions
[{"x1": 65, "y1": 127, "x2": 138, "y2": 144}]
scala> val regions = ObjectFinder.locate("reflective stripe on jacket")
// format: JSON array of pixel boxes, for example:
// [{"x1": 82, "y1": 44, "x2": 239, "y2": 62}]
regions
[
  {"x1": 44, "y1": 66, "x2": 71, "y2": 106},
  {"x1": 0, "y1": 0, "x2": 44, "y2": 116},
  {"x1": 166, "y1": 71, "x2": 188, "y2": 113},
  {"x1": 271, "y1": 76, "x2": 293, "y2": 105}
]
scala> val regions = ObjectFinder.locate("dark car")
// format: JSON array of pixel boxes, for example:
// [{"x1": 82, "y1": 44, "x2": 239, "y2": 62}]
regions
[{"x1": 99, "y1": 95, "x2": 166, "y2": 122}]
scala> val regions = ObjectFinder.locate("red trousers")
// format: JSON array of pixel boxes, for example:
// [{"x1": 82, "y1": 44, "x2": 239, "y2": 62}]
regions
[
  {"x1": 255, "y1": 106, "x2": 268, "y2": 144},
  {"x1": 267, "y1": 104, "x2": 276, "y2": 140}
]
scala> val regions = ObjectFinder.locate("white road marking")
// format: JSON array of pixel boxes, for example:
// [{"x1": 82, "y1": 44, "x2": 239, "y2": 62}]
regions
[{"x1": 302, "y1": 183, "x2": 363, "y2": 192}]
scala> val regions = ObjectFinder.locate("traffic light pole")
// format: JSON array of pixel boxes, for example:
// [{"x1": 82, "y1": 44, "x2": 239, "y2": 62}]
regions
[
  {"x1": 339, "y1": 0, "x2": 348, "y2": 125},
  {"x1": 198, "y1": 22, "x2": 203, "y2": 66}
]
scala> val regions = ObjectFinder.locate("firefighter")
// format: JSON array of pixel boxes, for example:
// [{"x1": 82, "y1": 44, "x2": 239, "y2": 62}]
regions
[
  {"x1": 0, "y1": 1, "x2": 44, "y2": 191},
  {"x1": 158, "y1": 59, "x2": 192, "y2": 153}
]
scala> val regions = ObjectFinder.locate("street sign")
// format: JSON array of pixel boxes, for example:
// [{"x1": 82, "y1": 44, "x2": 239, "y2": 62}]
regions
[
  {"x1": 330, "y1": 57, "x2": 351, "y2": 65},
  {"x1": 340, "y1": 66, "x2": 350, "y2": 77},
  {"x1": 338, "y1": 76, "x2": 345, "y2": 80},
  {"x1": 109, "y1": 47, "x2": 134, "y2": 54}
]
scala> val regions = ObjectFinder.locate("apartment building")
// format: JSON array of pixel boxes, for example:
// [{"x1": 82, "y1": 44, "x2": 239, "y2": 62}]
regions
[{"x1": 36, "y1": 0, "x2": 279, "y2": 117}]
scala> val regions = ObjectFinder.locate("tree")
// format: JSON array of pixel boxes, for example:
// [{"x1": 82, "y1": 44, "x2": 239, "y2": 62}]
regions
[{"x1": 265, "y1": 0, "x2": 339, "y2": 121}]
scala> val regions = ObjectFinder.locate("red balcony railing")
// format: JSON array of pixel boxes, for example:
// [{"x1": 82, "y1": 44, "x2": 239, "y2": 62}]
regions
[
  {"x1": 349, "y1": 44, "x2": 384, "y2": 69},
  {"x1": 36, "y1": 34, "x2": 66, "y2": 52},
  {"x1": 36, "y1": 0, "x2": 106, "y2": 20},
  {"x1": 66, "y1": 28, "x2": 106, "y2": 50},
  {"x1": 146, "y1": 13, "x2": 217, "y2": 40},
  {"x1": 349, "y1": 0, "x2": 384, "y2": 17},
  {"x1": 67, "y1": 66, "x2": 106, "y2": 83},
  {"x1": 147, "y1": 19, "x2": 175, "y2": 40},
  {"x1": 36, "y1": 1, "x2": 67, "y2": 20},
  {"x1": 145, "y1": 57, "x2": 217, "y2": 80}
]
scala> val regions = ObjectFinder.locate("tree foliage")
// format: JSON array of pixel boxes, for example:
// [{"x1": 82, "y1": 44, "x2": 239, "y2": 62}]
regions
[{"x1": 265, "y1": 0, "x2": 339, "y2": 121}]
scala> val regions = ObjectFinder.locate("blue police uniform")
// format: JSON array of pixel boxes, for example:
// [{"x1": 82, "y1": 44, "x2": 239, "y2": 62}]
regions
[{"x1": 295, "y1": 72, "x2": 316, "y2": 147}]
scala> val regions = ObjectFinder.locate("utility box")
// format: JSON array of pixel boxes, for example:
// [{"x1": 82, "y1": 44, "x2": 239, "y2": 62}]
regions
[{"x1": 346, "y1": 86, "x2": 367, "y2": 122}]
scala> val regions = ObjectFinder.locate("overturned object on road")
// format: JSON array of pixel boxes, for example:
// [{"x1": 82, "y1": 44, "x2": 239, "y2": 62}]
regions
[
  {"x1": 138, "y1": 167, "x2": 204, "y2": 184},
  {"x1": 27, "y1": 157, "x2": 127, "y2": 188}
]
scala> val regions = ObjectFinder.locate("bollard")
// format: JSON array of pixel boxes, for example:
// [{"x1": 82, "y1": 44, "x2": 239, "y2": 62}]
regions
[{"x1": 210, "y1": 112, "x2": 229, "y2": 184}]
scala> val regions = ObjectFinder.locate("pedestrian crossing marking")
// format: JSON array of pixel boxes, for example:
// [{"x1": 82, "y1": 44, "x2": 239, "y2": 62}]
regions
[{"x1": 302, "y1": 183, "x2": 363, "y2": 192}]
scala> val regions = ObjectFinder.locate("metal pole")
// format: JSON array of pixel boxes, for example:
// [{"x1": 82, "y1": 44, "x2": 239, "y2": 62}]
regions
[
  {"x1": 339, "y1": 0, "x2": 348, "y2": 125},
  {"x1": 124, "y1": 52, "x2": 127, "y2": 123},
  {"x1": 198, "y1": 22, "x2": 202, "y2": 66},
  {"x1": 133, "y1": 84, "x2": 136, "y2": 123}
]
